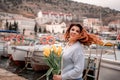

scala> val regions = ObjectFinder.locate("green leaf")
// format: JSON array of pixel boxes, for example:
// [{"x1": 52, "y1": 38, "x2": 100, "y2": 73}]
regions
[
  {"x1": 58, "y1": 69, "x2": 61, "y2": 74},
  {"x1": 44, "y1": 58, "x2": 52, "y2": 68},
  {"x1": 47, "y1": 56, "x2": 55, "y2": 68},
  {"x1": 46, "y1": 68, "x2": 53, "y2": 76},
  {"x1": 49, "y1": 51, "x2": 57, "y2": 68}
]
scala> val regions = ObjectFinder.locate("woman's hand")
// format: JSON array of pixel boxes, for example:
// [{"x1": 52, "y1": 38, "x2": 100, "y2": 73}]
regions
[{"x1": 53, "y1": 75, "x2": 62, "y2": 80}]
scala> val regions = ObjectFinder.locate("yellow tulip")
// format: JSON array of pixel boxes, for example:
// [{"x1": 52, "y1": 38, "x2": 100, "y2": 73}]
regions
[
  {"x1": 52, "y1": 45, "x2": 57, "y2": 53},
  {"x1": 42, "y1": 46, "x2": 62, "y2": 77},
  {"x1": 57, "y1": 46, "x2": 62, "y2": 56},
  {"x1": 43, "y1": 47, "x2": 50, "y2": 57}
]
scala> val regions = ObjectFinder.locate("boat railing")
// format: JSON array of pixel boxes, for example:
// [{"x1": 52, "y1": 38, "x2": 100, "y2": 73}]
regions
[{"x1": 84, "y1": 42, "x2": 117, "y2": 80}]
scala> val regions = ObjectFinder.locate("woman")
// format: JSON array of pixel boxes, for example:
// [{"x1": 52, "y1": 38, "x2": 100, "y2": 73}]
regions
[{"x1": 53, "y1": 24, "x2": 103, "y2": 80}]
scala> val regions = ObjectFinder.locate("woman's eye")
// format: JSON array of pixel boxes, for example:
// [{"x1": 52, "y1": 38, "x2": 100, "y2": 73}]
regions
[
  {"x1": 71, "y1": 29, "x2": 74, "y2": 31},
  {"x1": 76, "y1": 30, "x2": 80, "y2": 33}
]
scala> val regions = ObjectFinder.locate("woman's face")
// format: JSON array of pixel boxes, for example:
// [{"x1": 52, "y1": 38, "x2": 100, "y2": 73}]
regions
[{"x1": 69, "y1": 26, "x2": 80, "y2": 39}]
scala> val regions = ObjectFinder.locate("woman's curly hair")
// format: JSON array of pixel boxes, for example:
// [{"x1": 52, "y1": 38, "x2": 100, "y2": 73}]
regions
[{"x1": 64, "y1": 24, "x2": 103, "y2": 46}]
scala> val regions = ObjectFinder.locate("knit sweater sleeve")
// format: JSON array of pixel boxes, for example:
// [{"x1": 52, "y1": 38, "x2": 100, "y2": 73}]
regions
[{"x1": 61, "y1": 46, "x2": 85, "y2": 80}]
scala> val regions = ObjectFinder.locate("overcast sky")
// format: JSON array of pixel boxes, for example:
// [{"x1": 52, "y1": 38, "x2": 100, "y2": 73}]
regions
[{"x1": 72, "y1": 0, "x2": 120, "y2": 11}]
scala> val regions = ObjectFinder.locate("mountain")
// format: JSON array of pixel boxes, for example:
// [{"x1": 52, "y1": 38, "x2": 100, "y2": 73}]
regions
[{"x1": 0, "y1": 0, "x2": 120, "y2": 25}]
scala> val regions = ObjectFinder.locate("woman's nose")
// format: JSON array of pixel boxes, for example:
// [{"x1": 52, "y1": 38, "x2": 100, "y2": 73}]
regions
[{"x1": 72, "y1": 31, "x2": 77, "y2": 34}]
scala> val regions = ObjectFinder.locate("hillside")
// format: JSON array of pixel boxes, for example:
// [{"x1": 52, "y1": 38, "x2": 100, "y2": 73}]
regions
[{"x1": 0, "y1": 0, "x2": 120, "y2": 25}]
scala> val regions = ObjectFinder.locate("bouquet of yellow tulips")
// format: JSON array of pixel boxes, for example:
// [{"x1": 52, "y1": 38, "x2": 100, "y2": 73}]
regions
[{"x1": 38, "y1": 45, "x2": 62, "y2": 80}]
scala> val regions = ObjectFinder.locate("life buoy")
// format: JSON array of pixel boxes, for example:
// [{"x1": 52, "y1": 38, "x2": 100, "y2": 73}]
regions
[
  {"x1": 47, "y1": 36, "x2": 55, "y2": 45},
  {"x1": 10, "y1": 34, "x2": 16, "y2": 40},
  {"x1": 104, "y1": 42, "x2": 114, "y2": 46},
  {"x1": 117, "y1": 34, "x2": 120, "y2": 40},
  {"x1": 40, "y1": 36, "x2": 48, "y2": 45},
  {"x1": 16, "y1": 35, "x2": 24, "y2": 42},
  {"x1": 5, "y1": 37, "x2": 10, "y2": 41}
]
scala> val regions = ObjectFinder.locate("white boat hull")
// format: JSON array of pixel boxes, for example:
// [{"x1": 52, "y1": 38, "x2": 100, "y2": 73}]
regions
[
  {"x1": 11, "y1": 46, "x2": 31, "y2": 61},
  {"x1": 0, "y1": 41, "x2": 6, "y2": 56},
  {"x1": 97, "y1": 58, "x2": 120, "y2": 80},
  {"x1": 7, "y1": 45, "x2": 14, "y2": 55},
  {"x1": 10, "y1": 44, "x2": 48, "y2": 61},
  {"x1": 85, "y1": 49, "x2": 120, "y2": 80}
]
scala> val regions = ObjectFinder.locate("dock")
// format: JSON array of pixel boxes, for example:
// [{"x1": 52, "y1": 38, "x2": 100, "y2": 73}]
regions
[{"x1": 0, "y1": 68, "x2": 27, "y2": 80}]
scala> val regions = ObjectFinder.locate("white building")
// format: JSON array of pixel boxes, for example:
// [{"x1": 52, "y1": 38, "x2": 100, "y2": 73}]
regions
[
  {"x1": 36, "y1": 10, "x2": 72, "y2": 24},
  {"x1": 2, "y1": 17, "x2": 35, "y2": 35},
  {"x1": 108, "y1": 20, "x2": 120, "y2": 30},
  {"x1": 46, "y1": 22, "x2": 66, "y2": 34},
  {"x1": 83, "y1": 18, "x2": 102, "y2": 33}
]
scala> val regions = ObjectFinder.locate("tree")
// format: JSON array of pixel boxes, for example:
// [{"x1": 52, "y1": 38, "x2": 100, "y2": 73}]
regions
[
  {"x1": 52, "y1": 29, "x2": 54, "y2": 33},
  {"x1": 13, "y1": 21, "x2": 18, "y2": 31},
  {"x1": 39, "y1": 27, "x2": 41, "y2": 33},
  {"x1": 5, "y1": 20, "x2": 9, "y2": 30},
  {"x1": 23, "y1": 28, "x2": 26, "y2": 35},
  {"x1": 9, "y1": 23, "x2": 12, "y2": 30},
  {"x1": 62, "y1": 30, "x2": 65, "y2": 34},
  {"x1": 43, "y1": 28, "x2": 47, "y2": 33},
  {"x1": 34, "y1": 23, "x2": 37, "y2": 35}
]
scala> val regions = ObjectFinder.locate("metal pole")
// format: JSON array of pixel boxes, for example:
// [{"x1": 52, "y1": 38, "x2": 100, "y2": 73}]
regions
[{"x1": 96, "y1": 45, "x2": 104, "y2": 80}]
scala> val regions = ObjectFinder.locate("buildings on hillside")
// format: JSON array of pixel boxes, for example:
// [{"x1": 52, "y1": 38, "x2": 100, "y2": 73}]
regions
[
  {"x1": 36, "y1": 10, "x2": 72, "y2": 24},
  {"x1": 1, "y1": 10, "x2": 71, "y2": 35},
  {"x1": 83, "y1": 18, "x2": 102, "y2": 33},
  {"x1": 2, "y1": 18, "x2": 35, "y2": 35},
  {"x1": 108, "y1": 20, "x2": 120, "y2": 33},
  {"x1": 1, "y1": 11, "x2": 120, "y2": 36},
  {"x1": 45, "y1": 22, "x2": 66, "y2": 33}
]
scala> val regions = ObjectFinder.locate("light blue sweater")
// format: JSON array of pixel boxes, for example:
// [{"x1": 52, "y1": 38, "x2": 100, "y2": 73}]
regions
[{"x1": 61, "y1": 41, "x2": 85, "y2": 80}]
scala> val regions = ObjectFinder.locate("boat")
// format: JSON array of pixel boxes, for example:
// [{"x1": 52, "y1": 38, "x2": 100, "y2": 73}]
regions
[
  {"x1": 0, "y1": 30, "x2": 21, "y2": 57},
  {"x1": 6, "y1": 38, "x2": 35, "y2": 67},
  {"x1": 9, "y1": 43, "x2": 50, "y2": 68},
  {"x1": 10, "y1": 46, "x2": 32, "y2": 67},
  {"x1": 30, "y1": 45, "x2": 49, "y2": 71},
  {"x1": 97, "y1": 58, "x2": 120, "y2": 80},
  {"x1": 0, "y1": 41, "x2": 6, "y2": 56},
  {"x1": 6, "y1": 36, "x2": 120, "y2": 80},
  {"x1": 84, "y1": 42, "x2": 120, "y2": 80}
]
